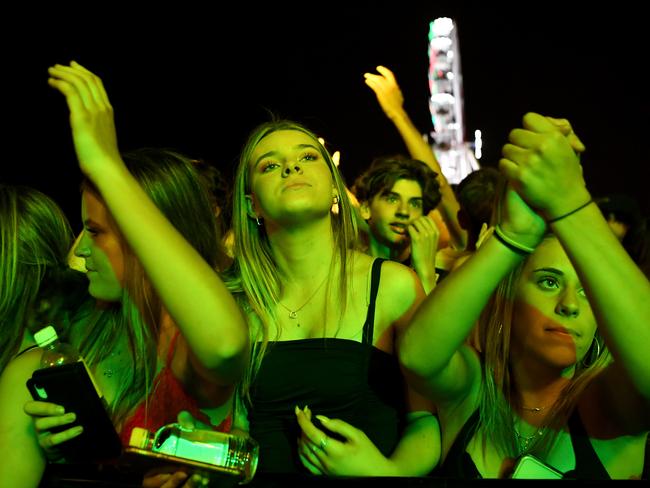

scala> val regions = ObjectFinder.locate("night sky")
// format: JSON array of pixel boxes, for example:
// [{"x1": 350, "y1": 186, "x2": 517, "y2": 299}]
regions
[{"x1": 3, "y1": 2, "x2": 648, "y2": 229}]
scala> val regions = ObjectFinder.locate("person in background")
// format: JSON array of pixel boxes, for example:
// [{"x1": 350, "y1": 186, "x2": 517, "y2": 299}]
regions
[
  {"x1": 437, "y1": 166, "x2": 504, "y2": 274},
  {"x1": 352, "y1": 155, "x2": 441, "y2": 293},
  {"x1": 596, "y1": 192, "x2": 649, "y2": 277},
  {"x1": 0, "y1": 185, "x2": 86, "y2": 374},
  {"x1": 364, "y1": 65, "x2": 466, "y2": 256}
]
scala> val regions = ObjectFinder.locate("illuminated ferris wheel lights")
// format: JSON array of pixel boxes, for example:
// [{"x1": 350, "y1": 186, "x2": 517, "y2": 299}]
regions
[
  {"x1": 474, "y1": 130, "x2": 483, "y2": 160},
  {"x1": 430, "y1": 17, "x2": 454, "y2": 37}
]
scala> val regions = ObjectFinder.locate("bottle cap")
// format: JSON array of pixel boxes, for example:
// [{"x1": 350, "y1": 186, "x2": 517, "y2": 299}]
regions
[
  {"x1": 129, "y1": 427, "x2": 151, "y2": 449},
  {"x1": 34, "y1": 325, "x2": 58, "y2": 347}
]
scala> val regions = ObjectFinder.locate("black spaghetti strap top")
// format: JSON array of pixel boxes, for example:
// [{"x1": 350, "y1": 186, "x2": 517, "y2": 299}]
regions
[
  {"x1": 248, "y1": 258, "x2": 407, "y2": 474},
  {"x1": 434, "y1": 409, "x2": 482, "y2": 478},
  {"x1": 437, "y1": 407, "x2": 647, "y2": 479}
]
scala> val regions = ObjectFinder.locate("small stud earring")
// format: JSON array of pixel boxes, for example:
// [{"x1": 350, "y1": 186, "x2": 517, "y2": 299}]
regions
[
  {"x1": 333, "y1": 195, "x2": 339, "y2": 205},
  {"x1": 255, "y1": 217, "x2": 262, "y2": 226}
]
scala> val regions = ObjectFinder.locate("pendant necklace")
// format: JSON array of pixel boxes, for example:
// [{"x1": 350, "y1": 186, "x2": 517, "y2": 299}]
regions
[
  {"x1": 278, "y1": 273, "x2": 329, "y2": 325},
  {"x1": 514, "y1": 425, "x2": 545, "y2": 453}
]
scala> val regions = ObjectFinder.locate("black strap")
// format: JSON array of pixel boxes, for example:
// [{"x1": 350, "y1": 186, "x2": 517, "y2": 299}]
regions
[
  {"x1": 362, "y1": 258, "x2": 385, "y2": 345},
  {"x1": 564, "y1": 409, "x2": 610, "y2": 479},
  {"x1": 435, "y1": 409, "x2": 482, "y2": 478}
]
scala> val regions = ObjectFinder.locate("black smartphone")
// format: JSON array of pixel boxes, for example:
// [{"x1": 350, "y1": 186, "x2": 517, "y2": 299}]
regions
[{"x1": 26, "y1": 362, "x2": 123, "y2": 462}]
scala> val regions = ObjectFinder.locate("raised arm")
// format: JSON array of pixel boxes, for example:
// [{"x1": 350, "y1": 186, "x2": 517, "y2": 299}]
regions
[
  {"x1": 501, "y1": 112, "x2": 650, "y2": 399},
  {"x1": 398, "y1": 182, "x2": 546, "y2": 404},
  {"x1": 364, "y1": 65, "x2": 467, "y2": 250},
  {"x1": 47, "y1": 62, "x2": 248, "y2": 383}
]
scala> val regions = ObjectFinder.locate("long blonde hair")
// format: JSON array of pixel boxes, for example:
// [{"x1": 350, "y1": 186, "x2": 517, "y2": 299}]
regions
[
  {"x1": 475, "y1": 236, "x2": 611, "y2": 459},
  {"x1": 225, "y1": 119, "x2": 358, "y2": 406},
  {"x1": 78, "y1": 148, "x2": 223, "y2": 425},
  {"x1": 0, "y1": 185, "x2": 76, "y2": 372}
]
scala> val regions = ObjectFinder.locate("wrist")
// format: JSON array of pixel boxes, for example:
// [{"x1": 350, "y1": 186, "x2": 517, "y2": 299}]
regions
[
  {"x1": 386, "y1": 109, "x2": 408, "y2": 123},
  {"x1": 546, "y1": 196, "x2": 594, "y2": 224},
  {"x1": 543, "y1": 190, "x2": 592, "y2": 222},
  {"x1": 493, "y1": 224, "x2": 538, "y2": 256}
]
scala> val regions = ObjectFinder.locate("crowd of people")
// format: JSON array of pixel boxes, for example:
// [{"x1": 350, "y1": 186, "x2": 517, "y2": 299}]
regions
[{"x1": 0, "y1": 61, "x2": 648, "y2": 487}]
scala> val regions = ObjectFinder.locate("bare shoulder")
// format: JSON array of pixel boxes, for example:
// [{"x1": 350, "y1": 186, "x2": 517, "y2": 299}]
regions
[
  {"x1": 0, "y1": 348, "x2": 42, "y2": 429},
  {"x1": 0, "y1": 348, "x2": 42, "y2": 393},
  {"x1": 351, "y1": 252, "x2": 422, "y2": 297},
  {"x1": 370, "y1": 257, "x2": 426, "y2": 332},
  {"x1": 377, "y1": 259, "x2": 423, "y2": 297}
]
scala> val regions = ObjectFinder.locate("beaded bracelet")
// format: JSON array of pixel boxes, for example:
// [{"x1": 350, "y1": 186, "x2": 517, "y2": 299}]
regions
[
  {"x1": 547, "y1": 199, "x2": 594, "y2": 224},
  {"x1": 494, "y1": 225, "x2": 535, "y2": 256}
]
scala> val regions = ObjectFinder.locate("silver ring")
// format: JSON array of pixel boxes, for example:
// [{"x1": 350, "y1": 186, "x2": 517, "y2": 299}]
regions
[{"x1": 319, "y1": 437, "x2": 328, "y2": 451}]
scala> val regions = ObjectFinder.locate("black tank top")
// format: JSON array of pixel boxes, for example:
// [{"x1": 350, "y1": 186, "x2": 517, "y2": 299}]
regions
[
  {"x1": 248, "y1": 258, "x2": 407, "y2": 473},
  {"x1": 436, "y1": 408, "x2": 648, "y2": 479}
]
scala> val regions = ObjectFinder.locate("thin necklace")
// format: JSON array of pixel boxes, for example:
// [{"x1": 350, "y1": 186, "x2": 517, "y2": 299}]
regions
[
  {"x1": 279, "y1": 273, "x2": 329, "y2": 320},
  {"x1": 514, "y1": 425, "x2": 545, "y2": 453},
  {"x1": 521, "y1": 405, "x2": 546, "y2": 413}
]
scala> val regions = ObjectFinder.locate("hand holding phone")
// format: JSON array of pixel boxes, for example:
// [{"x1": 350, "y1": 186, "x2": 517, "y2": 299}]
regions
[{"x1": 26, "y1": 362, "x2": 122, "y2": 462}]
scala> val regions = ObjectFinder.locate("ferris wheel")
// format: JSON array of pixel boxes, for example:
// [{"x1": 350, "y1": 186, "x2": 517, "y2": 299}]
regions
[{"x1": 428, "y1": 17, "x2": 480, "y2": 185}]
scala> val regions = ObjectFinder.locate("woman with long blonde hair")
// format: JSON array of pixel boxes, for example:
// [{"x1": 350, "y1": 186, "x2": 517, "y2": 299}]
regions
[{"x1": 222, "y1": 118, "x2": 440, "y2": 476}]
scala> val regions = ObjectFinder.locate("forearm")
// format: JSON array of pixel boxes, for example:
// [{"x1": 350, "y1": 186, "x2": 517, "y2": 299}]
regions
[
  {"x1": 387, "y1": 413, "x2": 441, "y2": 476},
  {"x1": 551, "y1": 202, "x2": 650, "y2": 396},
  {"x1": 87, "y1": 162, "x2": 248, "y2": 377},
  {"x1": 399, "y1": 235, "x2": 522, "y2": 378}
]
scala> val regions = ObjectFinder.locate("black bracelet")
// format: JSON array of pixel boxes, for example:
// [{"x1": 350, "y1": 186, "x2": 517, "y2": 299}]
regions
[
  {"x1": 547, "y1": 199, "x2": 594, "y2": 224},
  {"x1": 493, "y1": 225, "x2": 534, "y2": 256}
]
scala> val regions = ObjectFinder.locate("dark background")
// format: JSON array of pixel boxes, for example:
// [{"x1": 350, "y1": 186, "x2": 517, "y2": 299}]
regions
[{"x1": 3, "y1": 2, "x2": 648, "y2": 230}]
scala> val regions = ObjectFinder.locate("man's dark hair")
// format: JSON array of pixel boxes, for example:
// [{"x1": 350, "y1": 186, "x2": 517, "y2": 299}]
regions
[{"x1": 352, "y1": 155, "x2": 441, "y2": 214}]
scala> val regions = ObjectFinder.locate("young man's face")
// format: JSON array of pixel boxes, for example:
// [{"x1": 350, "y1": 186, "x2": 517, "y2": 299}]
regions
[{"x1": 362, "y1": 178, "x2": 424, "y2": 248}]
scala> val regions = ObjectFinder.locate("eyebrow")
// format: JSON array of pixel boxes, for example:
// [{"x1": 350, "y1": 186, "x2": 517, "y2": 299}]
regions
[
  {"x1": 532, "y1": 267, "x2": 563, "y2": 276},
  {"x1": 383, "y1": 191, "x2": 423, "y2": 201},
  {"x1": 253, "y1": 143, "x2": 320, "y2": 169}
]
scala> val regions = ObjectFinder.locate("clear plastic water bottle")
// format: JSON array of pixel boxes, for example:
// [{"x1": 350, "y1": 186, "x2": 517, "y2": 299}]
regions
[
  {"x1": 130, "y1": 424, "x2": 259, "y2": 484},
  {"x1": 34, "y1": 324, "x2": 80, "y2": 367}
]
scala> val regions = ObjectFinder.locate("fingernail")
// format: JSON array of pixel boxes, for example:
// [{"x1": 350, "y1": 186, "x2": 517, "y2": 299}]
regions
[
  {"x1": 295, "y1": 405, "x2": 300, "y2": 415},
  {"x1": 55, "y1": 406, "x2": 65, "y2": 415},
  {"x1": 65, "y1": 413, "x2": 76, "y2": 422},
  {"x1": 316, "y1": 415, "x2": 330, "y2": 423},
  {"x1": 72, "y1": 426, "x2": 84, "y2": 436}
]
